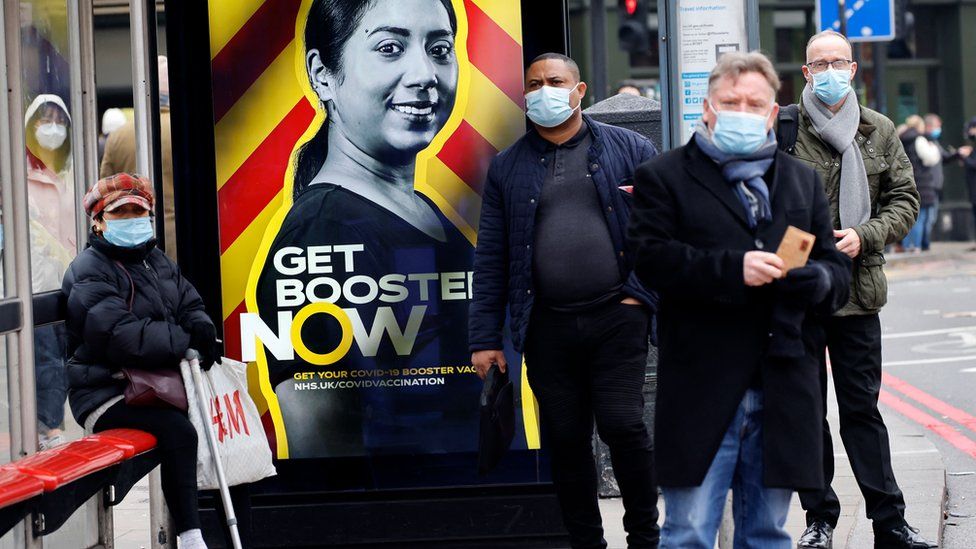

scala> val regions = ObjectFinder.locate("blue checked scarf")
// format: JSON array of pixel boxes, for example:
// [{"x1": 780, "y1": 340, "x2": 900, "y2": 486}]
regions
[{"x1": 693, "y1": 123, "x2": 778, "y2": 229}]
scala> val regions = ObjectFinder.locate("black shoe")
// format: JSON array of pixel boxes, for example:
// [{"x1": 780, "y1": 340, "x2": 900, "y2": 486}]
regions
[
  {"x1": 873, "y1": 524, "x2": 938, "y2": 548},
  {"x1": 798, "y1": 520, "x2": 833, "y2": 549}
]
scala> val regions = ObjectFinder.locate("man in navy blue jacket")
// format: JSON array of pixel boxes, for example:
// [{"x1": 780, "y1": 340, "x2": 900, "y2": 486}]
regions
[{"x1": 469, "y1": 53, "x2": 659, "y2": 549}]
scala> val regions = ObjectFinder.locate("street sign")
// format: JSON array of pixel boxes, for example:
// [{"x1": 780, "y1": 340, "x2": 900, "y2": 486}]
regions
[{"x1": 816, "y1": 0, "x2": 895, "y2": 42}]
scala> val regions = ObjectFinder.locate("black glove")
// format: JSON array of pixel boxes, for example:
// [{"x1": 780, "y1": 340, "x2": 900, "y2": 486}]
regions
[
  {"x1": 776, "y1": 262, "x2": 831, "y2": 307},
  {"x1": 187, "y1": 321, "x2": 220, "y2": 371},
  {"x1": 767, "y1": 263, "x2": 831, "y2": 360}
]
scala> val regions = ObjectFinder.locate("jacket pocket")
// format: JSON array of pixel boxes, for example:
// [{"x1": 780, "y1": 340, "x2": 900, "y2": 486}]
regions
[
  {"x1": 862, "y1": 150, "x2": 888, "y2": 202},
  {"x1": 853, "y1": 252, "x2": 888, "y2": 310}
]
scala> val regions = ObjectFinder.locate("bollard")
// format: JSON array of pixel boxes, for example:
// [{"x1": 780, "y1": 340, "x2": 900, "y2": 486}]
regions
[{"x1": 584, "y1": 93, "x2": 663, "y2": 500}]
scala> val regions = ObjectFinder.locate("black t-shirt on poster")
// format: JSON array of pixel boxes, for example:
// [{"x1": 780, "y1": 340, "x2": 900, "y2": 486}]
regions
[{"x1": 255, "y1": 183, "x2": 477, "y2": 459}]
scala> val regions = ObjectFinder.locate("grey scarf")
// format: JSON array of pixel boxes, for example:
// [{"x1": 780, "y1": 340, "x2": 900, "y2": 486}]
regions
[{"x1": 802, "y1": 86, "x2": 870, "y2": 228}]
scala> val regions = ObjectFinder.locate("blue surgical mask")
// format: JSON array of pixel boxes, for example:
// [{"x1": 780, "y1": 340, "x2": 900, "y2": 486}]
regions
[
  {"x1": 525, "y1": 83, "x2": 581, "y2": 128},
  {"x1": 103, "y1": 217, "x2": 154, "y2": 248},
  {"x1": 930, "y1": 128, "x2": 942, "y2": 139},
  {"x1": 812, "y1": 68, "x2": 852, "y2": 106},
  {"x1": 709, "y1": 104, "x2": 772, "y2": 156}
]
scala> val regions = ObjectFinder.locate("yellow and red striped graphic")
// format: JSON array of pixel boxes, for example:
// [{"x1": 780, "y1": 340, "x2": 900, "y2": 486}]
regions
[{"x1": 208, "y1": 0, "x2": 540, "y2": 456}]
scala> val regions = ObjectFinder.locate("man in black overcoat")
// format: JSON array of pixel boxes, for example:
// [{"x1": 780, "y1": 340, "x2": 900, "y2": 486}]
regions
[{"x1": 628, "y1": 51, "x2": 851, "y2": 548}]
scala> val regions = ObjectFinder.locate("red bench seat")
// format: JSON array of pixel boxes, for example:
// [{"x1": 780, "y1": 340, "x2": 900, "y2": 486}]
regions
[
  {"x1": 0, "y1": 468, "x2": 44, "y2": 507},
  {"x1": 10, "y1": 442, "x2": 124, "y2": 491},
  {"x1": 87, "y1": 429, "x2": 157, "y2": 459}
]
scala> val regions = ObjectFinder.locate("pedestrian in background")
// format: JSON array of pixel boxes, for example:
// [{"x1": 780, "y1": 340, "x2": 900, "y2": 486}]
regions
[
  {"x1": 470, "y1": 53, "x2": 660, "y2": 549},
  {"x1": 785, "y1": 30, "x2": 933, "y2": 549},
  {"x1": 917, "y1": 113, "x2": 958, "y2": 251},
  {"x1": 98, "y1": 107, "x2": 126, "y2": 166},
  {"x1": 24, "y1": 93, "x2": 77, "y2": 450},
  {"x1": 959, "y1": 117, "x2": 976, "y2": 249},
  {"x1": 101, "y1": 56, "x2": 177, "y2": 261},
  {"x1": 629, "y1": 51, "x2": 851, "y2": 549},
  {"x1": 900, "y1": 115, "x2": 941, "y2": 253}
]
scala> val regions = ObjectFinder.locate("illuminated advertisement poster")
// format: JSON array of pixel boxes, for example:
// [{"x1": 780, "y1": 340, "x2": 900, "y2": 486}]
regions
[
  {"x1": 209, "y1": 0, "x2": 536, "y2": 461},
  {"x1": 676, "y1": 0, "x2": 747, "y2": 143}
]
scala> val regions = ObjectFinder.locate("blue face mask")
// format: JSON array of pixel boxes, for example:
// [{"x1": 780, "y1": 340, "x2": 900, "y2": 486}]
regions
[
  {"x1": 103, "y1": 217, "x2": 154, "y2": 248},
  {"x1": 930, "y1": 128, "x2": 942, "y2": 139},
  {"x1": 525, "y1": 83, "x2": 581, "y2": 128},
  {"x1": 812, "y1": 68, "x2": 852, "y2": 106},
  {"x1": 709, "y1": 104, "x2": 772, "y2": 156}
]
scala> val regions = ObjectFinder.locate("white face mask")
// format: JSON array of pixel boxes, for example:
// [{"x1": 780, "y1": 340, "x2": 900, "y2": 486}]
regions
[{"x1": 35, "y1": 123, "x2": 67, "y2": 151}]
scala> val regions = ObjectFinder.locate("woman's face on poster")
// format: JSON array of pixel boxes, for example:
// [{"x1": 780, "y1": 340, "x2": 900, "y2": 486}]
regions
[{"x1": 310, "y1": 0, "x2": 458, "y2": 164}]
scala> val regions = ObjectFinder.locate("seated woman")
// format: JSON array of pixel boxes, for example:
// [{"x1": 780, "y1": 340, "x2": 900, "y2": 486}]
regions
[{"x1": 61, "y1": 173, "x2": 220, "y2": 549}]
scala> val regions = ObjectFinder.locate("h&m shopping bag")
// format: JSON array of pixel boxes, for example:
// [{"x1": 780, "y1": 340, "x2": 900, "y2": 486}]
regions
[{"x1": 181, "y1": 357, "x2": 276, "y2": 489}]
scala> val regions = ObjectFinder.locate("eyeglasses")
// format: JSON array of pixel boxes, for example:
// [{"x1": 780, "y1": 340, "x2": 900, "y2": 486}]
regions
[{"x1": 805, "y1": 59, "x2": 852, "y2": 73}]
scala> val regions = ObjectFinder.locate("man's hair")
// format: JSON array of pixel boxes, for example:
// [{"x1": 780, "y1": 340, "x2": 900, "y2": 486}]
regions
[
  {"x1": 923, "y1": 113, "x2": 941, "y2": 126},
  {"x1": 806, "y1": 30, "x2": 854, "y2": 60},
  {"x1": 528, "y1": 52, "x2": 581, "y2": 82},
  {"x1": 707, "y1": 51, "x2": 781, "y2": 98}
]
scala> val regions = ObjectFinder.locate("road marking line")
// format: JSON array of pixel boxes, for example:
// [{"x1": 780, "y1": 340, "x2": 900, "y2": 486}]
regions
[
  {"x1": 881, "y1": 326, "x2": 976, "y2": 339},
  {"x1": 832, "y1": 449, "x2": 938, "y2": 458},
  {"x1": 882, "y1": 373, "x2": 976, "y2": 434},
  {"x1": 879, "y1": 390, "x2": 976, "y2": 460},
  {"x1": 883, "y1": 355, "x2": 976, "y2": 367}
]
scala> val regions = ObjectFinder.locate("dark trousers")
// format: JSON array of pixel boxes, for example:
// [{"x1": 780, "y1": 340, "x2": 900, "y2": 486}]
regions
[
  {"x1": 524, "y1": 300, "x2": 659, "y2": 549},
  {"x1": 94, "y1": 400, "x2": 202, "y2": 533},
  {"x1": 799, "y1": 313, "x2": 907, "y2": 530}
]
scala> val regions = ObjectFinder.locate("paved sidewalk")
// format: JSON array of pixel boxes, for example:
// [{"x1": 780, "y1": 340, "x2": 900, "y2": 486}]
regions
[
  {"x1": 599, "y1": 381, "x2": 947, "y2": 548},
  {"x1": 886, "y1": 242, "x2": 976, "y2": 281}
]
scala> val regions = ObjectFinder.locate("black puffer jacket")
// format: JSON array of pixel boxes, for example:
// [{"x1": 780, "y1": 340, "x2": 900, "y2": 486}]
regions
[{"x1": 61, "y1": 233, "x2": 212, "y2": 424}]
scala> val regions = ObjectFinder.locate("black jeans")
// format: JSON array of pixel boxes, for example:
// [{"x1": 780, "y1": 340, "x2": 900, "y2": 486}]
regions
[
  {"x1": 525, "y1": 300, "x2": 659, "y2": 549},
  {"x1": 94, "y1": 400, "x2": 202, "y2": 533},
  {"x1": 799, "y1": 313, "x2": 907, "y2": 530}
]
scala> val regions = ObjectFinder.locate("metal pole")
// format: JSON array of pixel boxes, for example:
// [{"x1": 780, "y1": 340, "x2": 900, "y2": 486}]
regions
[
  {"x1": 130, "y1": 0, "x2": 156, "y2": 178},
  {"x1": 130, "y1": 0, "x2": 173, "y2": 545},
  {"x1": 746, "y1": 0, "x2": 760, "y2": 50},
  {"x1": 875, "y1": 42, "x2": 888, "y2": 114},
  {"x1": 838, "y1": 0, "x2": 847, "y2": 37},
  {"x1": 657, "y1": 0, "x2": 677, "y2": 150},
  {"x1": 2, "y1": 0, "x2": 41, "y2": 546},
  {"x1": 67, "y1": 0, "x2": 99, "y2": 253},
  {"x1": 590, "y1": 0, "x2": 609, "y2": 103}
]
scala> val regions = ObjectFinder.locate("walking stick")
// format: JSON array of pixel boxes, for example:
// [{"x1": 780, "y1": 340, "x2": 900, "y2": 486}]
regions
[{"x1": 186, "y1": 349, "x2": 243, "y2": 549}]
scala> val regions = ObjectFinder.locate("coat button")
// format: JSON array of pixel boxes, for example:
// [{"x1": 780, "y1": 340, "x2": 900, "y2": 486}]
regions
[
  {"x1": 527, "y1": 289, "x2": 532, "y2": 295},
  {"x1": 540, "y1": 157, "x2": 546, "y2": 163},
  {"x1": 868, "y1": 148, "x2": 875, "y2": 153},
  {"x1": 618, "y1": 251, "x2": 624, "y2": 257},
  {"x1": 755, "y1": 239, "x2": 764, "y2": 249},
  {"x1": 530, "y1": 198, "x2": 536, "y2": 203},
  {"x1": 590, "y1": 163, "x2": 600, "y2": 171},
  {"x1": 607, "y1": 206, "x2": 613, "y2": 213},
  {"x1": 526, "y1": 244, "x2": 531, "y2": 249}
]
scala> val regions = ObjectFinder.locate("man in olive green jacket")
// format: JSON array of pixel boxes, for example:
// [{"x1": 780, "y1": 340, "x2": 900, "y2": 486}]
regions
[{"x1": 787, "y1": 31, "x2": 933, "y2": 549}]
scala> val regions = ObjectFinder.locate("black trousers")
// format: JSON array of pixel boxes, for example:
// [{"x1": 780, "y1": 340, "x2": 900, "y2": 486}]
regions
[
  {"x1": 94, "y1": 400, "x2": 202, "y2": 533},
  {"x1": 524, "y1": 300, "x2": 659, "y2": 549},
  {"x1": 799, "y1": 313, "x2": 907, "y2": 529}
]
